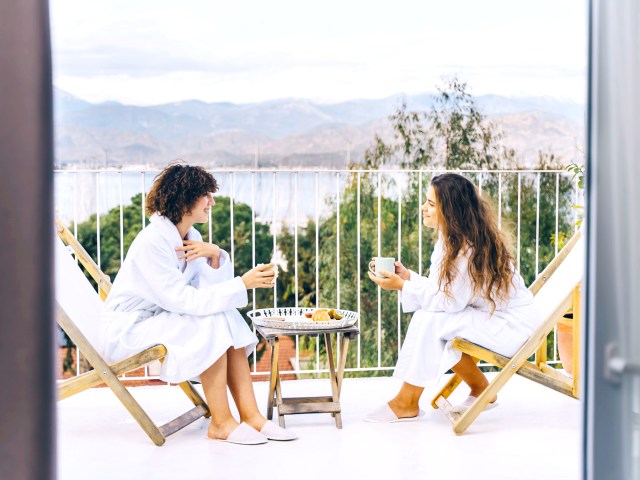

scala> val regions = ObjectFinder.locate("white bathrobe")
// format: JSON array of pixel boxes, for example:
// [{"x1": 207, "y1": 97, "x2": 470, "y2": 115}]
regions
[
  {"x1": 393, "y1": 237, "x2": 540, "y2": 388},
  {"x1": 100, "y1": 213, "x2": 258, "y2": 383}
]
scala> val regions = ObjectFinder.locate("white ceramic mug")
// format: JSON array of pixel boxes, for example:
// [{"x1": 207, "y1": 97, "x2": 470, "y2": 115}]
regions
[{"x1": 368, "y1": 257, "x2": 395, "y2": 278}]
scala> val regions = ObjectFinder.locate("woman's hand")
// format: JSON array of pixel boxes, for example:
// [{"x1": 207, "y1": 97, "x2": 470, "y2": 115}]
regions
[
  {"x1": 394, "y1": 261, "x2": 410, "y2": 281},
  {"x1": 367, "y1": 270, "x2": 405, "y2": 291},
  {"x1": 176, "y1": 240, "x2": 221, "y2": 267},
  {"x1": 242, "y1": 263, "x2": 277, "y2": 289}
]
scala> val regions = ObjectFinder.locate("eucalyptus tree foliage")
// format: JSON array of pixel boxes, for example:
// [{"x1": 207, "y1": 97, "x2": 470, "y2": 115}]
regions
[
  {"x1": 363, "y1": 76, "x2": 517, "y2": 171},
  {"x1": 430, "y1": 77, "x2": 506, "y2": 171}
]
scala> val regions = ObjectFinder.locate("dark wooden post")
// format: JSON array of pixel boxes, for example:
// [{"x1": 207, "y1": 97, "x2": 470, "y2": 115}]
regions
[{"x1": 0, "y1": 0, "x2": 56, "y2": 478}]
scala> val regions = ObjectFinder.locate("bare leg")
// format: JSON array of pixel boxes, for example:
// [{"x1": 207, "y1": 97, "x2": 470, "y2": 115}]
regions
[
  {"x1": 226, "y1": 346, "x2": 267, "y2": 431},
  {"x1": 200, "y1": 351, "x2": 239, "y2": 440},
  {"x1": 451, "y1": 353, "x2": 497, "y2": 402},
  {"x1": 388, "y1": 382, "x2": 424, "y2": 419}
]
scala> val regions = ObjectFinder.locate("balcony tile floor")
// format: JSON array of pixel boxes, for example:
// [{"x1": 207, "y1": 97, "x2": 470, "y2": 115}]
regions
[{"x1": 57, "y1": 373, "x2": 580, "y2": 480}]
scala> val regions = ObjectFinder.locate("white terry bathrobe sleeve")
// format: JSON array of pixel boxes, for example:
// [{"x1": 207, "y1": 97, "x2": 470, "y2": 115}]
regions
[
  {"x1": 128, "y1": 235, "x2": 248, "y2": 316},
  {"x1": 400, "y1": 254, "x2": 475, "y2": 314}
]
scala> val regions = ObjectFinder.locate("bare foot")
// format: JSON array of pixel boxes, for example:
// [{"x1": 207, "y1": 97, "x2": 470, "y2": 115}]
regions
[
  {"x1": 207, "y1": 418, "x2": 240, "y2": 440},
  {"x1": 387, "y1": 399, "x2": 421, "y2": 419}
]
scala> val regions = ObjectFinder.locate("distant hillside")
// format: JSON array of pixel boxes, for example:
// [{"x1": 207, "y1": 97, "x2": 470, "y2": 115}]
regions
[{"x1": 53, "y1": 88, "x2": 585, "y2": 169}]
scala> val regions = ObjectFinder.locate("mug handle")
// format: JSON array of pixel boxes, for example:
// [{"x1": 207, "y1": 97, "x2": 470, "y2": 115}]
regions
[{"x1": 368, "y1": 260, "x2": 376, "y2": 275}]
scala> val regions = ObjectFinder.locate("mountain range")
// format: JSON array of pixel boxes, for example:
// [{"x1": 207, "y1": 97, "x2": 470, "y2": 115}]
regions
[{"x1": 53, "y1": 88, "x2": 586, "y2": 169}]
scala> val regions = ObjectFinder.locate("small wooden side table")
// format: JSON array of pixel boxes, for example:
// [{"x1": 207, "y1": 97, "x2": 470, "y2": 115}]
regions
[{"x1": 254, "y1": 324, "x2": 359, "y2": 429}]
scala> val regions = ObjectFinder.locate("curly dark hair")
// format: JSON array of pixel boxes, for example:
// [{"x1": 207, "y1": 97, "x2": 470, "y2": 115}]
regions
[
  {"x1": 146, "y1": 162, "x2": 219, "y2": 224},
  {"x1": 431, "y1": 173, "x2": 515, "y2": 314}
]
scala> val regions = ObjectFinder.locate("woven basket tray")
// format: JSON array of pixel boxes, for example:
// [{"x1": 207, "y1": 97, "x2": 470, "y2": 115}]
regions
[{"x1": 247, "y1": 307, "x2": 359, "y2": 330}]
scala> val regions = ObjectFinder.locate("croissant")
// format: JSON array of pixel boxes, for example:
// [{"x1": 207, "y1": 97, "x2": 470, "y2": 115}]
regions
[{"x1": 312, "y1": 308, "x2": 331, "y2": 322}]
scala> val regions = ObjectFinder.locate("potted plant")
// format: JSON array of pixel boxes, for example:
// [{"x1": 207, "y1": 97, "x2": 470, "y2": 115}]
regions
[
  {"x1": 557, "y1": 313, "x2": 575, "y2": 376},
  {"x1": 556, "y1": 162, "x2": 585, "y2": 376}
]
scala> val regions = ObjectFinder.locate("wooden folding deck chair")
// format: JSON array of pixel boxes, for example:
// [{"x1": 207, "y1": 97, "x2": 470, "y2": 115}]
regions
[
  {"x1": 431, "y1": 232, "x2": 583, "y2": 435},
  {"x1": 55, "y1": 219, "x2": 210, "y2": 446}
]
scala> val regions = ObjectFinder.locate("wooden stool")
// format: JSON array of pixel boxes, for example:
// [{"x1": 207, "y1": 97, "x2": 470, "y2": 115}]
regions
[{"x1": 255, "y1": 324, "x2": 359, "y2": 429}]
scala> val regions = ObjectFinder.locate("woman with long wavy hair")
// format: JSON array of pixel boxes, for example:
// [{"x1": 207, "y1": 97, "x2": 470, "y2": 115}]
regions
[{"x1": 364, "y1": 173, "x2": 539, "y2": 422}]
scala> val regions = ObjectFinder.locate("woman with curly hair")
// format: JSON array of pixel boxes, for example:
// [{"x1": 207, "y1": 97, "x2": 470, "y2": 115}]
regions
[
  {"x1": 101, "y1": 162, "x2": 296, "y2": 444},
  {"x1": 364, "y1": 173, "x2": 539, "y2": 422}
]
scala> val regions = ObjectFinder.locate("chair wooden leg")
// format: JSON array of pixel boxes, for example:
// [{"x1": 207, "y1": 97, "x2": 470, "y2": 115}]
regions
[
  {"x1": 452, "y1": 351, "x2": 535, "y2": 435},
  {"x1": 431, "y1": 374, "x2": 463, "y2": 409},
  {"x1": 58, "y1": 315, "x2": 166, "y2": 445},
  {"x1": 101, "y1": 368, "x2": 167, "y2": 446},
  {"x1": 430, "y1": 356, "x2": 479, "y2": 409},
  {"x1": 452, "y1": 365, "x2": 517, "y2": 435},
  {"x1": 177, "y1": 381, "x2": 210, "y2": 418}
]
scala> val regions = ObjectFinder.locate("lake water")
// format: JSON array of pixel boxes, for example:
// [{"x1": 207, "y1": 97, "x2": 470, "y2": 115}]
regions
[
  {"x1": 53, "y1": 170, "x2": 374, "y2": 229},
  {"x1": 54, "y1": 169, "x2": 577, "y2": 237}
]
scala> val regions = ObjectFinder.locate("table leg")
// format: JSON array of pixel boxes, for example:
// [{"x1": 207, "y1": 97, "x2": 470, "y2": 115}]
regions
[
  {"x1": 266, "y1": 338, "x2": 279, "y2": 421},
  {"x1": 275, "y1": 369, "x2": 285, "y2": 428},
  {"x1": 336, "y1": 334, "x2": 351, "y2": 397},
  {"x1": 324, "y1": 333, "x2": 342, "y2": 429}
]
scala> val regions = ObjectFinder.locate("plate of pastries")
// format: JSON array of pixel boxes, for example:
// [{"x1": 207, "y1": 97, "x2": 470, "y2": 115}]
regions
[{"x1": 247, "y1": 307, "x2": 359, "y2": 330}]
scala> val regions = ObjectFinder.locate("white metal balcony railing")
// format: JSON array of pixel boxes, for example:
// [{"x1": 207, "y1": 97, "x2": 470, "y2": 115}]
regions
[{"x1": 53, "y1": 168, "x2": 582, "y2": 381}]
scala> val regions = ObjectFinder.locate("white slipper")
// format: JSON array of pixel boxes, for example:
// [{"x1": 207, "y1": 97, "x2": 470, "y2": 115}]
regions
[
  {"x1": 363, "y1": 403, "x2": 425, "y2": 423},
  {"x1": 211, "y1": 422, "x2": 268, "y2": 445},
  {"x1": 450, "y1": 396, "x2": 499, "y2": 414},
  {"x1": 260, "y1": 420, "x2": 298, "y2": 441}
]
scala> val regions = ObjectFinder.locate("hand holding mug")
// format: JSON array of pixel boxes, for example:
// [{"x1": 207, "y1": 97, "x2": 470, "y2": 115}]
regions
[
  {"x1": 368, "y1": 256, "x2": 406, "y2": 291},
  {"x1": 394, "y1": 260, "x2": 410, "y2": 281},
  {"x1": 242, "y1": 263, "x2": 277, "y2": 289},
  {"x1": 368, "y1": 257, "x2": 396, "y2": 278},
  {"x1": 367, "y1": 269, "x2": 405, "y2": 291}
]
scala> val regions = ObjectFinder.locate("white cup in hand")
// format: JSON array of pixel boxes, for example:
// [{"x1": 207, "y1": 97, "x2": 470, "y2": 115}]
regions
[{"x1": 369, "y1": 257, "x2": 395, "y2": 278}]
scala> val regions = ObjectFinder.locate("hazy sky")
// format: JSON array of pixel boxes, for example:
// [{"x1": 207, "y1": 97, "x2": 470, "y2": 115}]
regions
[{"x1": 49, "y1": 0, "x2": 588, "y2": 106}]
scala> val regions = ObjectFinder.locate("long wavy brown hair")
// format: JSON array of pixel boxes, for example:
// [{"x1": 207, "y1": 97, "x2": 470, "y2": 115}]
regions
[
  {"x1": 430, "y1": 173, "x2": 515, "y2": 313},
  {"x1": 146, "y1": 161, "x2": 218, "y2": 224}
]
